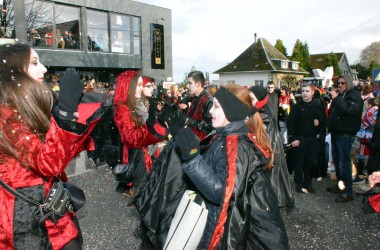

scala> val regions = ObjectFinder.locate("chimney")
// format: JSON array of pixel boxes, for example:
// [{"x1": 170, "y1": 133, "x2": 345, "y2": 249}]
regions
[{"x1": 254, "y1": 33, "x2": 257, "y2": 43}]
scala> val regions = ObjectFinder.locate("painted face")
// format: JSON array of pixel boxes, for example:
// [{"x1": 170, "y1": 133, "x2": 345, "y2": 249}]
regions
[
  {"x1": 135, "y1": 76, "x2": 144, "y2": 98},
  {"x1": 337, "y1": 78, "x2": 347, "y2": 93},
  {"x1": 143, "y1": 82, "x2": 154, "y2": 97},
  {"x1": 28, "y1": 49, "x2": 47, "y2": 83},
  {"x1": 187, "y1": 77, "x2": 197, "y2": 95},
  {"x1": 249, "y1": 91, "x2": 258, "y2": 107},
  {"x1": 267, "y1": 84, "x2": 275, "y2": 93},
  {"x1": 301, "y1": 86, "x2": 314, "y2": 102},
  {"x1": 210, "y1": 97, "x2": 230, "y2": 128}
]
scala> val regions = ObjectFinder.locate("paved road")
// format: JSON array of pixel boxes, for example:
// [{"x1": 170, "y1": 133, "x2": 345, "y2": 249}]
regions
[{"x1": 69, "y1": 164, "x2": 380, "y2": 250}]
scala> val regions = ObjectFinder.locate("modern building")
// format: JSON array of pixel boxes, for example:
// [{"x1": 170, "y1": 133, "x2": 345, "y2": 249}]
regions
[
  {"x1": 0, "y1": 0, "x2": 172, "y2": 85},
  {"x1": 214, "y1": 37, "x2": 309, "y2": 87}
]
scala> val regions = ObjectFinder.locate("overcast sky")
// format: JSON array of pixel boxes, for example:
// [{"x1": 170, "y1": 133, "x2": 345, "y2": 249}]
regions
[{"x1": 137, "y1": 0, "x2": 380, "y2": 83}]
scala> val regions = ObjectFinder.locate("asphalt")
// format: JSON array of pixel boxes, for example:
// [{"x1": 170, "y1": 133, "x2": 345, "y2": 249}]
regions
[{"x1": 68, "y1": 162, "x2": 380, "y2": 250}]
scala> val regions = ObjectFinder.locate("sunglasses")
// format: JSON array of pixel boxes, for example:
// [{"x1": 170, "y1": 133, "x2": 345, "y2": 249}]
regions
[{"x1": 338, "y1": 82, "x2": 346, "y2": 85}]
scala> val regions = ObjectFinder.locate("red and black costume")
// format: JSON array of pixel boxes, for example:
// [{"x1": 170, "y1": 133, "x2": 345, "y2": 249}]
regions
[
  {"x1": 0, "y1": 106, "x2": 102, "y2": 250},
  {"x1": 113, "y1": 71, "x2": 166, "y2": 185},
  {"x1": 181, "y1": 121, "x2": 289, "y2": 249},
  {"x1": 186, "y1": 90, "x2": 213, "y2": 140}
]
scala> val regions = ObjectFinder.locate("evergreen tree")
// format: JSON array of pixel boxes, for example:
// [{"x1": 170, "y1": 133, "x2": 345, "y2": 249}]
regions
[
  {"x1": 274, "y1": 39, "x2": 288, "y2": 57},
  {"x1": 325, "y1": 52, "x2": 342, "y2": 76},
  {"x1": 291, "y1": 39, "x2": 312, "y2": 73}
]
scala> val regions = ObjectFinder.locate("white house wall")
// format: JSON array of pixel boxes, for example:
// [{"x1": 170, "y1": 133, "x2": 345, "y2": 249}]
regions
[{"x1": 219, "y1": 72, "x2": 271, "y2": 87}]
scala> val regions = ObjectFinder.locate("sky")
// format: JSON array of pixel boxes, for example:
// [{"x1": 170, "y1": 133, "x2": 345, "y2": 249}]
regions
[{"x1": 137, "y1": 0, "x2": 380, "y2": 83}]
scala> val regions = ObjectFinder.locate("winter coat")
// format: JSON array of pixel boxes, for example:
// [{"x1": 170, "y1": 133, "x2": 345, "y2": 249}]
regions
[
  {"x1": 113, "y1": 71, "x2": 166, "y2": 166},
  {"x1": 181, "y1": 121, "x2": 289, "y2": 249},
  {"x1": 259, "y1": 104, "x2": 295, "y2": 209},
  {"x1": 328, "y1": 86, "x2": 363, "y2": 136},
  {"x1": 367, "y1": 105, "x2": 380, "y2": 174},
  {"x1": 0, "y1": 106, "x2": 102, "y2": 250}
]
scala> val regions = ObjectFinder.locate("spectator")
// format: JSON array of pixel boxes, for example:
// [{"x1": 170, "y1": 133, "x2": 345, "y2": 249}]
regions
[
  {"x1": 278, "y1": 85, "x2": 293, "y2": 146},
  {"x1": 326, "y1": 75, "x2": 364, "y2": 202},
  {"x1": 266, "y1": 80, "x2": 279, "y2": 118}
]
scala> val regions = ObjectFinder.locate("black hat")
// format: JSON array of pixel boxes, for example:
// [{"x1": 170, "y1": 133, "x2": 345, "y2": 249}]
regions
[
  {"x1": 249, "y1": 86, "x2": 267, "y2": 101},
  {"x1": 213, "y1": 86, "x2": 250, "y2": 122}
]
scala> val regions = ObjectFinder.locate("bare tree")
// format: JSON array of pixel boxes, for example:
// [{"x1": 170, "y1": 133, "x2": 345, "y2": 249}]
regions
[{"x1": 359, "y1": 41, "x2": 380, "y2": 68}]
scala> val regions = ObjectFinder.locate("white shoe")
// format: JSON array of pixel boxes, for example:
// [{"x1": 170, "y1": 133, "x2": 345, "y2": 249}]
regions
[{"x1": 317, "y1": 177, "x2": 323, "y2": 182}]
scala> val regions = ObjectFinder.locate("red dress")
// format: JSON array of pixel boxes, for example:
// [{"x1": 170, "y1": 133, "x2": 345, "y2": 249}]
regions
[{"x1": 0, "y1": 107, "x2": 98, "y2": 249}]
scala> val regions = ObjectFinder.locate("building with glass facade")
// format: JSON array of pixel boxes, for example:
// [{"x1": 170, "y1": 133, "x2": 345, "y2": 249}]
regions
[{"x1": 0, "y1": 0, "x2": 172, "y2": 85}]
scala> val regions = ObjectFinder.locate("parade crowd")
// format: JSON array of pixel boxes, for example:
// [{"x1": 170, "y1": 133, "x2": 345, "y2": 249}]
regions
[{"x1": 1, "y1": 43, "x2": 380, "y2": 250}]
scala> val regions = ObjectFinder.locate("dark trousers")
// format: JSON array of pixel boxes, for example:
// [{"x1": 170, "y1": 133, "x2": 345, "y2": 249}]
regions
[
  {"x1": 331, "y1": 135, "x2": 355, "y2": 195},
  {"x1": 292, "y1": 136, "x2": 318, "y2": 188}
]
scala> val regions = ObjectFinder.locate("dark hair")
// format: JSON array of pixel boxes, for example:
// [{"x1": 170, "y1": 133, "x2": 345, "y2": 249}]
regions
[
  {"x1": 0, "y1": 43, "x2": 53, "y2": 166},
  {"x1": 267, "y1": 81, "x2": 274, "y2": 85},
  {"x1": 126, "y1": 74, "x2": 145, "y2": 126},
  {"x1": 188, "y1": 71, "x2": 205, "y2": 87}
]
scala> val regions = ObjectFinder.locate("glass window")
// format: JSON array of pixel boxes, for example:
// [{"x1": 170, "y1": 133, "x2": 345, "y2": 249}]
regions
[
  {"x1": 87, "y1": 9, "x2": 109, "y2": 52},
  {"x1": 55, "y1": 4, "x2": 80, "y2": 50},
  {"x1": 25, "y1": 0, "x2": 53, "y2": 47},
  {"x1": 133, "y1": 17, "x2": 140, "y2": 55},
  {"x1": 110, "y1": 13, "x2": 130, "y2": 53}
]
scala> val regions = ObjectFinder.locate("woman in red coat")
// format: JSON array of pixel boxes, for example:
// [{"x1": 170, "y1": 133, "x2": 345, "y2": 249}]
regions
[
  {"x1": 113, "y1": 71, "x2": 166, "y2": 195},
  {"x1": 0, "y1": 44, "x2": 107, "y2": 249}
]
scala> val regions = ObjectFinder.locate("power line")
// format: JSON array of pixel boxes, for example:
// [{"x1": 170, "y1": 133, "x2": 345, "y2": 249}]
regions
[{"x1": 314, "y1": 11, "x2": 380, "y2": 51}]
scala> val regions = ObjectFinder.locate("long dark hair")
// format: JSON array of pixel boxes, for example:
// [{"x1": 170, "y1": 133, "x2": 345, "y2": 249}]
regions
[
  {"x1": 126, "y1": 74, "x2": 145, "y2": 126},
  {"x1": 0, "y1": 43, "x2": 53, "y2": 166}
]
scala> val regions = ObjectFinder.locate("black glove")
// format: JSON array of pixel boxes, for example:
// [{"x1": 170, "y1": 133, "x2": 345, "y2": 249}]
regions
[
  {"x1": 157, "y1": 104, "x2": 176, "y2": 127},
  {"x1": 185, "y1": 117, "x2": 197, "y2": 128},
  {"x1": 174, "y1": 127, "x2": 200, "y2": 162},
  {"x1": 166, "y1": 110, "x2": 187, "y2": 137},
  {"x1": 58, "y1": 68, "x2": 84, "y2": 120},
  {"x1": 146, "y1": 97, "x2": 158, "y2": 127}
]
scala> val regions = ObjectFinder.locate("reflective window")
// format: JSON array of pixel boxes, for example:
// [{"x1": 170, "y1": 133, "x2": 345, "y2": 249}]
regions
[
  {"x1": 1, "y1": 0, "x2": 15, "y2": 39},
  {"x1": 25, "y1": 0, "x2": 53, "y2": 47},
  {"x1": 110, "y1": 13, "x2": 130, "y2": 53},
  {"x1": 55, "y1": 4, "x2": 80, "y2": 50},
  {"x1": 87, "y1": 9, "x2": 109, "y2": 52},
  {"x1": 133, "y1": 16, "x2": 140, "y2": 55}
]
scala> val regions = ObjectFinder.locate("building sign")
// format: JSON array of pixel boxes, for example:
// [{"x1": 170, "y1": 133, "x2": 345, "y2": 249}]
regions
[
  {"x1": 373, "y1": 69, "x2": 380, "y2": 83},
  {"x1": 151, "y1": 23, "x2": 165, "y2": 69}
]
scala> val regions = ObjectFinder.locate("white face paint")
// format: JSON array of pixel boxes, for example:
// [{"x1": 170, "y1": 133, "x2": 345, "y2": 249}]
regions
[
  {"x1": 135, "y1": 76, "x2": 144, "y2": 98},
  {"x1": 28, "y1": 49, "x2": 47, "y2": 84},
  {"x1": 143, "y1": 82, "x2": 153, "y2": 97},
  {"x1": 209, "y1": 97, "x2": 230, "y2": 128},
  {"x1": 187, "y1": 77, "x2": 197, "y2": 95},
  {"x1": 301, "y1": 86, "x2": 314, "y2": 102}
]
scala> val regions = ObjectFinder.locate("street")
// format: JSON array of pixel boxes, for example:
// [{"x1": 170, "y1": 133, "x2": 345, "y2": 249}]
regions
[{"x1": 68, "y1": 162, "x2": 380, "y2": 250}]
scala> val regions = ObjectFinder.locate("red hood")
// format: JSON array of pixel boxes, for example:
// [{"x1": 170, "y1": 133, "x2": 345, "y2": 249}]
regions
[{"x1": 113, "y1": 70, "x2": 138, "y2": 106}]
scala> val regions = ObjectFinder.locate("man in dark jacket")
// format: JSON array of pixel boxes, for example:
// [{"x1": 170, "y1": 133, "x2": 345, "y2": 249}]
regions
[
  {"x1": 267, "y1": 81, "x2": 279, "y2": 118},
  {"x1": 327, "y1": 75, "x2": 364, "y2": 202},
  {"x1": 184, "y1": 71, "x2": 213, "y2": 140}
]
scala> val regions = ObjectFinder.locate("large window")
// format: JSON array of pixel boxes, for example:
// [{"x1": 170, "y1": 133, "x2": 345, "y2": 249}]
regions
[
  {"x1": 133, "y1": 16, "x2": 140, "y2": 55},
  {"x1": 0, "y1": 0, "x2": 15, "y2": 39},
  {"x1": 24, "y1": 1, "x2": 80, "y2": 50},
  {"x1": 87, "y1": 9, "x2": 109, "y2": 52},
  {"x1": 110, "y1": 13, "x2": 130, "y2": 53}
]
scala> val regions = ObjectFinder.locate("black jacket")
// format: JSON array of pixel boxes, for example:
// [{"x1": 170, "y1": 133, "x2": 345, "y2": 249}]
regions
[
  {"x1": 181, "y1": 121, "x2": 289, "y2": 249},
  {"x1": 259, "y1": 105, "x2": 295, "y2": 209},
  {"x1": 328, "y1": 89, "x2": 363, "y2": 136}
]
